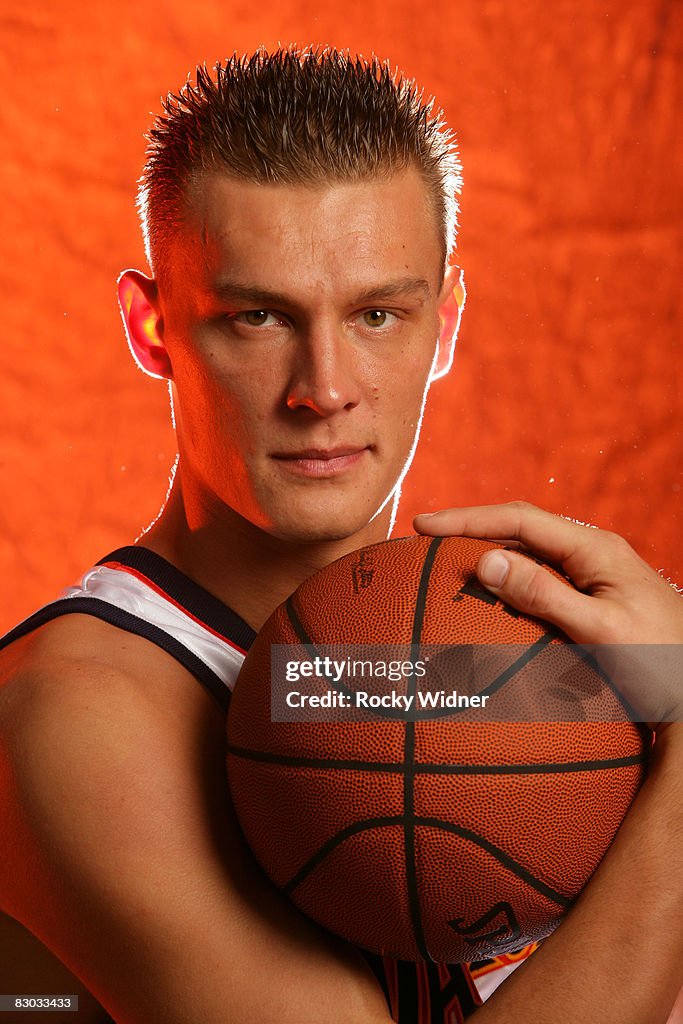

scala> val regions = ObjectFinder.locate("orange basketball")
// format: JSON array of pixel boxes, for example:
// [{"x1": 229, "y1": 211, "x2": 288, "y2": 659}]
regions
[{"x1": 226, "y1": 536, "x2": 648, "y2": 963}]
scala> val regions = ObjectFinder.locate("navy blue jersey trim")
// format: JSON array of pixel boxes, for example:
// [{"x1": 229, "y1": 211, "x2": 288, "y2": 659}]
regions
[
  {"x1": 395, "y1": 960, "x2": 420, "y2": 1022},
  {"x1": 0, "y1": 598, "x2": 231, "y2": 712},
  {"x1": 98, "y1": 546, "x2": 257, "y2": 653}
]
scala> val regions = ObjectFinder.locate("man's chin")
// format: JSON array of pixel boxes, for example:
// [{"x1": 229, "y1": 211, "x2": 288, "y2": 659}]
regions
[
  {"x1": 267, "y1": 508, "x2": 391, "y2": 550},
  {"x1": 271, "y1": 523, "x2": 372, "y2": 547}
]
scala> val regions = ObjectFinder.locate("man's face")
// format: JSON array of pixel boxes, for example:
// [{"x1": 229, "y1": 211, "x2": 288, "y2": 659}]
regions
[{"x1": 158, "y1": 166, "x2": 449, "y2": 545}]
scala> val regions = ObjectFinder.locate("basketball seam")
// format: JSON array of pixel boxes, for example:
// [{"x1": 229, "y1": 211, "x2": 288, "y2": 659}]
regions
[
  {"x1": 226, "y1": 745, "x2": 645, "y2": 775},
  {"x1": 404, "y1": 536, "x2": 444, "y2": 963},
  {"x1": 282, "y1": 814, "x2": 405, "y2": 895},
  {"x1": 280, "y1": 812, "x2": 571, "y2": 911},
  {"x1": 413, "y1": 817, "x2": 572, "y2": 909}
]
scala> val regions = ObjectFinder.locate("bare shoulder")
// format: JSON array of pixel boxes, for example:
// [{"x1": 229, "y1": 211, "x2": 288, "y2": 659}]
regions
[
  {"x1": 0, "y1": 612, "x2": 226, "y2": 862},
  {"x1": 0, "y1": 616, "x2": 390, "y2": 1023},
  {"x1": 0, "y1": 612, "x2": 227, "y2": 920},
  {"x1": 0, "y1": 610, "x2": 211, "y2": 716}
]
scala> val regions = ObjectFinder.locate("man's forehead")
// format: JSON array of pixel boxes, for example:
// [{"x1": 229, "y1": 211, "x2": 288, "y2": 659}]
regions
[
  {"x1": 187, "y1": 164, "x2": 433, "y2": 218},
  {"x1": 179, "y1": 167, "x2": 443, "y2": 290}
]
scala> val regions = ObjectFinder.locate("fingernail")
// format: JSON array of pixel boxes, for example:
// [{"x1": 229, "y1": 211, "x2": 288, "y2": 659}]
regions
[
  {"x1": 415, "y1": 512, "x2": 437, "y2": 519},
  {"x1": 479, "y1": 551, "x2": 510, "y2": 589}
]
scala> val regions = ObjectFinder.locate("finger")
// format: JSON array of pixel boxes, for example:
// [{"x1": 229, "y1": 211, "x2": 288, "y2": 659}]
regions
[
  {"x1": 476, "y1": 547, "x2": 604, "y2": 644},
  {"x1": 414, "y1": 502, "x2": 590, "y2": 554},
  {"x1": 414, "y1": 502, "x2": 604, "y2": 581}
]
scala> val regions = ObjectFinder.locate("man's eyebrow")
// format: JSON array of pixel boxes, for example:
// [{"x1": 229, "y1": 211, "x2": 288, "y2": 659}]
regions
[
  {"x1": 351, "y1": 278, "x2": 431, "y2": 304},
  {"x1": 211, "y1": 277, "x2": 431, "y2": 307},
  {"x1": 212, "y1": 282, "x2": 292, "y2": 307}
]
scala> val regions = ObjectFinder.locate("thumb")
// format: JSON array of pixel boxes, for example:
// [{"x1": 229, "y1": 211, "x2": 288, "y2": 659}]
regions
[{"x1": 477, "y1": 548, "x2": 598, "y2": 643}]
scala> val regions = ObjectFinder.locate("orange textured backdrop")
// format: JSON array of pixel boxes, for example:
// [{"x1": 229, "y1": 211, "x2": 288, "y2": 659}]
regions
[{"x1": 0, "y1": 0, "x2": 681, "y2": 633}]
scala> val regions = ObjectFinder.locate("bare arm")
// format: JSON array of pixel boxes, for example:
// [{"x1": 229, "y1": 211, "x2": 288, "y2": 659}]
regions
[
  {"x1": 416, "y1": 502, "x2": 683, "y2": 1023},
  {"x1": 0, "y1": 655, "x2": 391, "y2": 1024},
  {"x1": 471, "y1": 724, "x2": 683, "y2": 1023}
]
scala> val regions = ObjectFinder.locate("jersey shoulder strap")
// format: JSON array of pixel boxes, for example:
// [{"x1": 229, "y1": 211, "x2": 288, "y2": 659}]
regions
[{"x1": 0, "y1": 546, "x2": 257, "y2": 712}]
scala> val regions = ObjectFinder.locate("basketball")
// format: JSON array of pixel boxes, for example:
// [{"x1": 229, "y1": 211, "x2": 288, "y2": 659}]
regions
[{"x1": 226, "y1": 535, "x2": 648, "y2": 963}]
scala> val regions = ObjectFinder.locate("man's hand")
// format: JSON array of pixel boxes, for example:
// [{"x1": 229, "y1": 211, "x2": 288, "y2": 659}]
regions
[{"x1": 414, "y1": 501, "x2": 683, "y2": 731}]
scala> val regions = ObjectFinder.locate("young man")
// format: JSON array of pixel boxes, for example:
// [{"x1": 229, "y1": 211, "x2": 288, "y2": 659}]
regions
[{"x1": 0, "y1": 49, "x2": 681, "y2": 1024}]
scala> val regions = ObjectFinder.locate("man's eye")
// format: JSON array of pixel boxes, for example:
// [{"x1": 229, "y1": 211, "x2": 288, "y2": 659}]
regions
[
  {"x1": 235, "y1": 310, "x2": 277, "y2": 327},
  {"x1": 362, "y1": 310, "x2": 396, "y2": 329}
]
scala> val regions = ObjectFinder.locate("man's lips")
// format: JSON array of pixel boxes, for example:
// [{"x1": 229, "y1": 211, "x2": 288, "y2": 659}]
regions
[
  {"x1": 273, "y1": 446, "x2": 368, "y2": 460},
  {"x1": 271, "y1": 446, "x2": 371, "y2": 476}
]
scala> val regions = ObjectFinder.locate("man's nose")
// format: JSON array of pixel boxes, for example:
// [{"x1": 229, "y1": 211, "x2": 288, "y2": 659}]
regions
[{"x1": 286, "y1": 324, "x2": 362, "y2": 416}]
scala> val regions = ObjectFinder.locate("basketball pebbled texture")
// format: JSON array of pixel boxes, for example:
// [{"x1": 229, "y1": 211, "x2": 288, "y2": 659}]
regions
[{"x1": 226, "y1": 535, "x2": 648, "y2": 963}]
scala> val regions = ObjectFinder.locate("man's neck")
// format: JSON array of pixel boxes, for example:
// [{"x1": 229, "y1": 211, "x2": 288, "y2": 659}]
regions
[{"x1": 137, "y1": 476, "x2": 394, "y2": 632}]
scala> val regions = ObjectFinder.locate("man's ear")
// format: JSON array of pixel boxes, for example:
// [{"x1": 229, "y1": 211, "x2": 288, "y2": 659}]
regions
[
  {"x1": 117, "y1": 269, "x2": 173, "y2": 380},
  {"x1": 431, "y1": 264, "x2": 466, "y2": 381}
]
